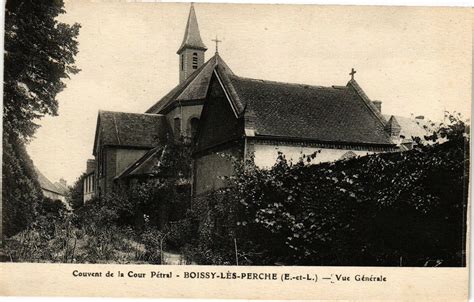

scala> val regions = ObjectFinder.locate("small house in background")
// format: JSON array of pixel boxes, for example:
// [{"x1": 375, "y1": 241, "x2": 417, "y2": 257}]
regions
[
  {"x1": 383, "y1": 114, "x2": 429, "y2": 150},
  {"x1": 83, "y1": 159, "x2": 96, "y2": 203},
  {"x1": 34, "y1": 167, "x2": 71, "y2": 210},
  {"x1": 54, "y1": 178, "x2": 68, "y2": 196}
]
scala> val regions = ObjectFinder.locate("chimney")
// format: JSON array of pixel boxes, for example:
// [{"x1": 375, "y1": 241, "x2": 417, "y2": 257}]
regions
[
  {"x1": 372, "y1": 100, "x2": 382, "y2": 113},
  {"x1": 86, "y1": 159, "x2": 95, "y2": 174}
]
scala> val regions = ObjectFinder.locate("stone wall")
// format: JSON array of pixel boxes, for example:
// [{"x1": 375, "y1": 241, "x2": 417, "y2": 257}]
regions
[
  {"x1": 114, "y1": 149, "x2": 149, "y2": 177},
  {"x1": 179, "y1": 48, "x2": 205, "y2": 83},
  {"x1": 97, "y1": 147, "x2": 151, "y2": 196},
  {"x1": 193, "y1": 144, "x2": 242, "y2": 196},
  {"x1": 166, "y1": 104, "x2": 203, "y2": 138}
]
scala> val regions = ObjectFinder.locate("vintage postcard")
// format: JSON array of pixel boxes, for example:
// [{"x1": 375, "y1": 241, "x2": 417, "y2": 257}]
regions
[{"x1": 0, "y1": 0, "x2": 471, "y2": 300}]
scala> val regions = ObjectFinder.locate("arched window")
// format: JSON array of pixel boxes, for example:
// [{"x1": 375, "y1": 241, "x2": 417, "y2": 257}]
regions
[
  {"x1": 192, "y1": 53, "x2": 198, "y2": 69},
  {"x1": 190, "y1": 117, "x2": 199, "y2": 139}
]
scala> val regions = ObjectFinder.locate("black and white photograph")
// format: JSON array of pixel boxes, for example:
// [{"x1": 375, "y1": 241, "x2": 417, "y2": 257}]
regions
[{"x1": 1, "y1": 0, "x2": 470, "y2": 278}]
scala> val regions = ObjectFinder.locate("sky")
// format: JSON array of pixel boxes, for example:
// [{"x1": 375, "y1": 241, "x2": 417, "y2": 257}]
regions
[{"x1": 26, "y1": 1, "x2": 472, "y2": 186}]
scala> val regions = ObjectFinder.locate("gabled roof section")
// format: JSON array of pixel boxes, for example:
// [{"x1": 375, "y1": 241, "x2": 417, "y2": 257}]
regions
[
  {"x1": 115, "y1": 146, "x2": 166, "y2": 180},
  {"x1": 384, "y1": 114, "x2": 429, "y2": 140},
  {"x1": 54, "y1": 182, "x2": 68, "y2": 195},
  {"x1": 213, "y1": 63, "x2": 245, "y2": 116},
  {"x1": 146, "y1": 53, "x2": 234, "y2": 114},
  {"x1": 92, "y1": 111, "x2": 170, "y2": 155},
  {"x1": 222, "y1": 75, "x2": 394, "y2": 146},
  {"x1": 177, "y1": 3, "x2": 207, "y2": 54},
  {"x1": 385, "y1": 115, "x2": 401, "y2": 132},
  {"x1": 34, "y1": 167, "x2": 63, "y2": 195},
  {"x1": 346, "y1": 79, "x2": 388, "y2": 127}
]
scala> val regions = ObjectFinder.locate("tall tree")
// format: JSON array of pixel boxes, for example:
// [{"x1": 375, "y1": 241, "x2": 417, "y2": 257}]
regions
[
  {"x1": 4, "y1": 0, "x2": 80, "y2": 140},
  {"x1": 3, "y1": 0, "x2": 80, "y2": 237}
]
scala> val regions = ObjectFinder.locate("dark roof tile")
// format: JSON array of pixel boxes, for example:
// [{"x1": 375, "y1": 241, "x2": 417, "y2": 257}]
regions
[
  {"x1": 34, "y1": 167, "x2": 63, "y2": 195},
  {"x1": 146, "y1": 54, "x2": 233, "y2": 114},
  {"x1": 228, "y1": 76, "x2": 393, "y2": 145},
  {"x1": 93, "y1": 111, "x2": 170, "y2": 154}
]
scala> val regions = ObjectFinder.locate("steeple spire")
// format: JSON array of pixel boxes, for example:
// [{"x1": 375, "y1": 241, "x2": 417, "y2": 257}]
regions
[
  {"x1": 177, "y1": 3, "x2": 207, "y2": 54},
  {"x1": 177, "y1": 3, "x2": 207, "y2": 83}
]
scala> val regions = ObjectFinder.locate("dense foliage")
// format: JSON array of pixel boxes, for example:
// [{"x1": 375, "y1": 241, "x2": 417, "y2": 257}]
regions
[
  {"x1": 4, "y1": 197, "x2": 150, "y2": 263},
  {"x1": 112, "y1": 140, "x2": 193, "y2": 231},
  {"x1": 2, "y1": 135, "x2": 43, "y2": 237},
  {"x1": 4, "y1": 115, "x2": 468, "y2": 266},
  {"x1": 3, "y1": 140, "x2": 192, "y2": 263},
  {"x1": 182, "y1": 118, "x2": 469, "y2": 266},
  {"x1": 4, "y1": 0, "x2": 80, "y2": 140},
  {"x1": 3, "y1": 0, "x2": 80, "y2": 237},
  {"x1": 67, "y1": 173, "x2": 87, "y2": 210}
]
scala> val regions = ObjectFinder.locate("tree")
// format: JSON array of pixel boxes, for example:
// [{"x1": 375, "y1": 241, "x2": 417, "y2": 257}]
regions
[
  {"x1": 185, "y1": 118, "x2": 469, "y2": 266},
  {"x1": 67, "y1": 173, "x2": 87, "y2": 210},
  {"x1": 3, "y1": 0, "x2": 80, "y2": 237},
  {"x1": 2, "y1": 134, "x2": 43, "y2": 237},
  {"x1": 4, "y1": 0, "x2": 81, "y2": 140}
]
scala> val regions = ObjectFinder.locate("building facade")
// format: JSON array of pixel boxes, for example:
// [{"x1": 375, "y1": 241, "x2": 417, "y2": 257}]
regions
[
  {"x1": 84, "y1": 3, "x2": 428, "y2": 203},
  {"x1": 83, "y1": 159, "x2": 96, "y2": 203},
  {"x1": 191, "y1": 67, "x2": 403, "y2": 195},
  {"x1": 35, "y1": 167, "x2": 71, "y2": 210}
]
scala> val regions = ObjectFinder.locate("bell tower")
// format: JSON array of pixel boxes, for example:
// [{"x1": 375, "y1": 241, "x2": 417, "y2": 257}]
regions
[{"x1": 177, "y1": 3, "x2": 207, "y2": 83}]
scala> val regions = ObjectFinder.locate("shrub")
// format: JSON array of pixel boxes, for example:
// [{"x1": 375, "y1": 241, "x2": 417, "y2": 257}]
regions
[{"x1": 186, "y1": 118, "x2": 469, "y2": 266}]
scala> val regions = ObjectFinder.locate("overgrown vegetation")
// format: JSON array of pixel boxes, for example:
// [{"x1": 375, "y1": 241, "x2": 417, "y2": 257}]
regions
[
  {"x1": 177, "y1": 115, "x2": 469, "y2": 266},
  {"x1": 67, "y1": 173, "x2": 87, "y2": 210},
  {"x1": 3, "y1": 115, "x2": 469, "y2": 266},
  {"x1": 3, "y1": 0, "x2": 80, "y2": 237},
  {"x1": 2, "y1": 135, "x2": 43, "y2": 237},
  {"x1": 3, "y1": 140, "x2": 192, "y2": 264}
]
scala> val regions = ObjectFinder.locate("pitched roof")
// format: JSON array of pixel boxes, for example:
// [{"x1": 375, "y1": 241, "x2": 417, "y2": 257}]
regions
[
  {"x1": 385, "y1": 115, "x2": 401, "y2": 133},
  {"x1": 34, "y1": 167, "x2": 64, "y2": 195},
  {"x1": 177, "y1": 3, "x2": 207, "y2": 54},
  {"x1": 114, "y1": 146, "x2": 166, "y2": 180},
  {"x1": 219, "y1": 74, "x2": 394, "y2": 146},
  {"x1": 146, "y1": 53, "x2": 234, "y2": 114},
  {"x1": 54, "y1": 181, "x2": 68, "y2": 195},
  {"x1": 383, "y1": 114, "x2": 429, "y2": 140},
  {"x1": 93, "y1": 111, "x2": 170, "y2": 155}
]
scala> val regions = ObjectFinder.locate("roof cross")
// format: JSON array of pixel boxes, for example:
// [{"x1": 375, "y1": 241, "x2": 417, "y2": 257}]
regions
[
  {"x1": 211, "y1": 35, "x2": 222, "y2": 53},
  {"x1": 349, "y1": 68, "x2": 357, "y2": 80}
]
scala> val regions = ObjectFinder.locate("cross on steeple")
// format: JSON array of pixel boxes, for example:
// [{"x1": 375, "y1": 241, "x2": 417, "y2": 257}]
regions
[
  {"x1": 212, "y1": 36, "x2": 222, "y2": 54},
  {"x1": 349, "y1": 68, "x2": 357, "y2": 80}
]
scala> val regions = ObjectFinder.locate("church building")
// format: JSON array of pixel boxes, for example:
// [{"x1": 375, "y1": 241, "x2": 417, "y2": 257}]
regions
[{"x1": 84, "y1": 3, "x2": 427, "y2": 201}]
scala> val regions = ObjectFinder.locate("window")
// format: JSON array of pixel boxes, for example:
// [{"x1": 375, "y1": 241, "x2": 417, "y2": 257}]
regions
[
  {"x1": 174, "y1": 117, "x2": 181, "y2": 135},
  {"x1": 192, "y1": 53, "x2": 198, "y2": 69},
  {"x1": 190, "y1": 117, "x2": 199, "y2": 139},
  {"x1": 181, "y1": 54, "x2": 184, "y2": 71}
]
